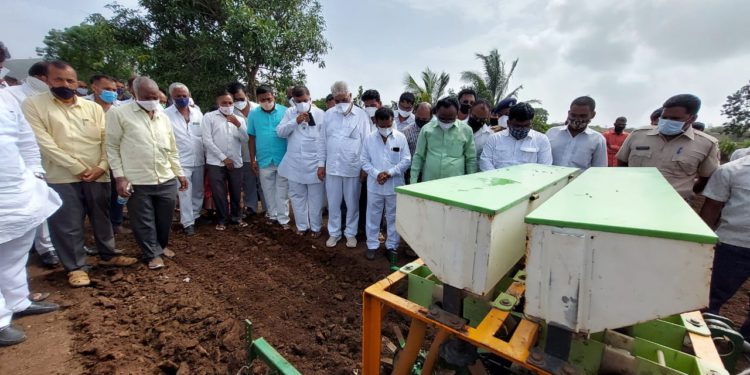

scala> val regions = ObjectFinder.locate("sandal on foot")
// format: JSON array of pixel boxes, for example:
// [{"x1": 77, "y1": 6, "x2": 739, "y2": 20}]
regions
[
  {"x1": 29, "y1": 292, "x2": 50, "y2": 302},
  {"x1": 68, "y1": 270, "x2": 90, "y2": 287},
  {"x1": 99, "y1": 255, "x2": 138, "y2": 267},
  {"x1": 162, "y1": 248, "x2": 175, "y2": 259},
  {"x1": 215, "y1": 224, "x2": 226, "y2": 231}
]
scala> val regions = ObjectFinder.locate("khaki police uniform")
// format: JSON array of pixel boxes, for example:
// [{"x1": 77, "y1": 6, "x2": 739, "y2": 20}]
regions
[{"x1": 616, "y1": 126, "x2": 719, "y2": 200}]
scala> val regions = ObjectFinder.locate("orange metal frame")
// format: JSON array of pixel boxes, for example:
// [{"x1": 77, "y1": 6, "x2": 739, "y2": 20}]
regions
[{"x1": 361, "y1": 260, "x2": 550, "y2": 374}]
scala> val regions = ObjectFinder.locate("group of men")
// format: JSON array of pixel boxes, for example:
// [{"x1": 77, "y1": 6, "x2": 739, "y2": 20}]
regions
[{"x1": 1, "y1": 37, "x2": 749, "y2": 347}]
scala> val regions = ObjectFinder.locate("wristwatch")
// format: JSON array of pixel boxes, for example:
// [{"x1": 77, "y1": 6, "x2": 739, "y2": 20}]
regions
[{"x1": 33, "y1": 172, "x2": 46, "y2": 180}]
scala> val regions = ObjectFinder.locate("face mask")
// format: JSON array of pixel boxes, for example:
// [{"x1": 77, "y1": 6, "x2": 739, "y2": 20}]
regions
[
  {"x1": 116, "y1": 88, "x2": 124, "y2": 96},
  {"x1": 219, "y1": 106, "x2": 234, "y2": 116},
  {"x1": 50, "y1": 86, "x2": 76, "y2": 100},
  {"x1": 0, "y1": 67, "x2": 9, "y2": 78},
  {"x1": 295, "y1": 101, "x2": 310, "y2": 113},
  {"x1": 614, "y1": 125, "x2": 626, "y2": 134},
  {"x1": 509, "y1": 127, "x2": 530, "y2": 140},
  {"x1": 490, "y1": 117, "x2": 499, "y2": 126},
  {"x1": 438, "y1": 120, "x2": 454, "y2": 130},
  {"x1": 567, "y1": 119, "x2": 589, "y2": 131},
  {"x1": 398, "y1": 109, "x2": 412, "y2": 118},
  {"x1": 657, "y1": 118, "x2": 686, "y2": 136},
  {"x1": 467, "y1": 117, "x2": 486, "y2": 132},
  {"x1": 234, "y1": 100, "x2": 248, "y2": 111},
  {"x1": 174, "y1": 97, "x2": 190, "y2": 108},
  {"x1": 378, "y1": 127, "x2": 393, "y2": 137},
  {"x1": 415, "y1": 118, "x2": 430, "y2": 128},
  {"x1": 337, "y1": 102, "x2": 351, "y2": 114},
  {"x1": 99, "y1": 90, "x2": 118, "y2": 104},
  {"x1": 76, "y1": 88, "x2": 89, "y2": 96},
  {"x1": 460, "y1": 103, "x2": 471, "y2": 115},
  {"x1": 136, "y1": 99, "x2": 160, "y2": 112},
  {"x1": 26, "y1": 76, "x2": 49, "y2": 94},
  {"x1": 364, "y1": 106, "x2": 377, "y2": 117},
  {"x1": 260, "y1": 101, "x2": 275, "y2": 111}
]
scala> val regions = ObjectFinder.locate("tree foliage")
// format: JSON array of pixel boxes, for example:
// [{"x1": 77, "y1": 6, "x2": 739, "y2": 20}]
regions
[
  {"x1": 460, "y1": 49, "x2": 522, "y2": 105},
  {"x1": 403, "y1": 67, "x2": 450, "y2": 105},
  {"x1": 721, "y1": 80, "x2": 750, "y2": 139},
  {"x1": 531, "y1": 107, "x2": 550, "y2": 133}
]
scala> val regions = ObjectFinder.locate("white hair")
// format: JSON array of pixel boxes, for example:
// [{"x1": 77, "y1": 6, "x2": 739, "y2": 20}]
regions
[
  {"x1": 168, "y1": 82, "x2": 189, "y2": 96},
  {"x1": 133, "y1": 76, "x2": 159, "y2": 98},
  {"x1": 330, "y1": 81, "x2": 349, "y2": 96}
]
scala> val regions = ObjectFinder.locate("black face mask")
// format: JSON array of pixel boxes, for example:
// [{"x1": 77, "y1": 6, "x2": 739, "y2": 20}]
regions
[
  {"x1": 50, "y1": 86, "x2": 76, "y2": 100},
  {"x1": 467, "y1": 117, "x2": 486, "y2": 132},
  {"x1": 415, "y1": 118, "x2": 430, "y2": 128},
  {"x1": 490, "y1": 118, "x2": 499, "y2": 126},
  {"x1": 614, "y1": 125, "x2": 626, "y2": 134},
  {"x1": 459, "y1": 103, "x2": 471, "y2": 115}
]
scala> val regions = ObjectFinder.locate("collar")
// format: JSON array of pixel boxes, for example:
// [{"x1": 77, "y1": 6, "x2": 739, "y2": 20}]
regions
[
  {"x1": 478, "y1": 124, "x2": 492, "y2": 134},
  {"x1": 646, "y1": 125, "x2": 695, "y2": 140}
]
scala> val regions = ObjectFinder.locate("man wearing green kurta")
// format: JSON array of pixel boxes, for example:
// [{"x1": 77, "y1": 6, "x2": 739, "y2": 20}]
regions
[{"x1": 410, "y1": 97, "x2": 477, "y2": 183}]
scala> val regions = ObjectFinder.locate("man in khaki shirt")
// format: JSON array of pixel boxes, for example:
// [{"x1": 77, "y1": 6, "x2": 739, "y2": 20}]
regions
[
  {"x1": 106, "y1": 76, "x2": 187, "y2": 270},
  {"x1": 616, "y1": 94, "x2": 719, "y2": 201},
  {"x1": 23, "y1": 61, "x2": 136, "y2": 287}
]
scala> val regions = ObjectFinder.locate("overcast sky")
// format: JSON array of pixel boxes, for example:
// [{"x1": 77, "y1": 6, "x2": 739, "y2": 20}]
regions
[{"x1": 3, "y1": 0, "x2": 749, "y2": 127}]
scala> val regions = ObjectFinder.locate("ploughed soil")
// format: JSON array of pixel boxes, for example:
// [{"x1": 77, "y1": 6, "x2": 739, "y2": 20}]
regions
[{"x1": 1, "y1": 212, "x2": 749, "y2": 374}]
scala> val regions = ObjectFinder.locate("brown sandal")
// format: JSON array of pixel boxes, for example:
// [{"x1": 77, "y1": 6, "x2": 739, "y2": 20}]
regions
[
  {"x1": 29, "y1": 292, "x2": 50, "y2": 302},
  {"x1": 68, "y1": 270, "x2": 90, "y2": 287}
]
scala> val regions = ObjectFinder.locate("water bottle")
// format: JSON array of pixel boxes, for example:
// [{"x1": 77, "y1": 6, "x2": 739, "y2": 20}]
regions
[{"x1": 117, "y1": 183, "x2": 132, "y2": 205}]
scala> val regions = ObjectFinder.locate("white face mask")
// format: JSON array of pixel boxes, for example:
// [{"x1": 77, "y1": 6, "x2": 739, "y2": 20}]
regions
[
  {"x1": 398, "y1": 109, "x2": 412, "y2": 118},
  {"x1": 337, "y1": 102, "x2": 351, "y2": 114},
  {"x1": 26, "y1": 76, "x2": 49, "y2": 94},
  {"x1": 219, "y1": 106, "x2": 234, "y2": 116},
  {"x1": 364, "y1": 107, "x2": 377, "y2": 117},
  {"x1": 136, "y1": 100, "x2": 160, "y2": 112},
  {"x1": 295, "y1": 101, "x2": 310, "y2": 113},
  {"x1": 260, "y1": 101, "x2": 275, "y2": 111},
  {"x1": 499, "y1": 115, "x2": 508, "y2": 127},
  {"x1": 377, "y1": 127, "x2": 393, "y2": 137},
  {"x1": 234, "y1": 100, "x2": 247, "y2": 111},
  {"x1": 438, "y1": 120, "x2": 454, "y2": 130}
]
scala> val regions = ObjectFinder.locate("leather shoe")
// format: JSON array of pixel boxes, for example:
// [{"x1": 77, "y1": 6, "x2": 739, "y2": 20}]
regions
[
  {"x1": 0, "y1": 325, "x2": 26, "y2": 346},
  {"x1": 13, "y1": 301, "x2": 59, "y2": 319},
  {"x1": 40, "y1": 250, "x2": 60, "y2": 267}
]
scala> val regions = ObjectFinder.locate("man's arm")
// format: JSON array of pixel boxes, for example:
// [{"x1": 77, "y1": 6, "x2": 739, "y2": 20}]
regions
[
  {"x1": 316, "y1": 112, "x2": 328, "y2": 169},
  {"x1": 410, "y1": 130, "x2": 427, "y2": 184},
  {"x1": 276, "y1": 109, "x2": 297, "y2": 138},
  {"x1": 391, "y1": 135, "x2": 412, "y2": 177},
  {"x1": 699, "y1": 198, "x2": 725, "y2": 229},
  {"x1": 464, "y1": 127, "x2": 478, "y2": 174},
  {"x1": 14, "y1": 104, "x2": 44, "y2": 173},
  {"x1": 23, "y1": 99, "x2": 88, "y2": 176},
  {"x1": 479, "y1": 136, "x2": 495, "y2": 171},
  {"x1": 694, "y1": 141, "x2": 720, "y2": 194},
  {"x1": 165, "y1": 120, "x2": 184, "y2": 177},
  {"x1": 615, "y1": 132, "x2": 633, "y2": 167},
  {"x1": 105, "y1": 109, "x2": 125, "y2": 178},
  {"x1": 94, "y1": 106, "x2": 109, "y2": 171},
  {"x1": 592, "y1": 135, "x2": 608, "y2": 167},
  {"x1": 201, "y1": 115, "x2": 228, "y2": 162},
  {"x1": 538, "y1": 136, "x2": 553, "y2": 165},
  {"x1": 360, "y1": 138, "x2": 378, "y2": 178}
]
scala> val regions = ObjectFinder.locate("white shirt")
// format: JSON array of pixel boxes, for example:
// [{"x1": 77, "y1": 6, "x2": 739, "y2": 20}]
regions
[
  {"x1": 546, "y1": 125, "x2": 607, "y2": 169},
  {"x1": 731, "y1": 147, "x2": 750, "y2": 162},
  {"x1": 201, "y1": 110, "x2": 249, "y2": 167},
  {"x1": 0, "y1": 91, "x2": 61, "y2": 243},
  {"x1": 479, "y1": 129, "x2": 552, "y2": 171},
  {"x1": 165, "y1": 105, "x2": 205, "y2": 167},
  {"x1": 702, "y1": 155, "x2": 750, "y2": 248},
  {"x1": 236, "y1": 102, "x2": 260, "y2": 162},
  {"x1": 361, "y1": 129, "x2": 411, "y2": 195},
  {"x1": 473, "y1": 125, "x2": 494, "y2": 157},
  {"x1": 317, "y1": 106, "x2": 371, "y2": 177},
  {"x1": 277, "y1": 104, "x2": 326, "y2": 184},
  {"x1": 395, "y1": 112, "x2": 415, "y2": 132}
]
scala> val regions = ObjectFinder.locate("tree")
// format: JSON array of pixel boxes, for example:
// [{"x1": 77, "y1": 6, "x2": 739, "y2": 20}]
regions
[
  {"x1": 721, "y1": 80, "x2": 750, "y2": 139},
  {"x1": 531, "y1": 107, "x2": 550, "y2": 133},
  {"x1": 460, "y1": 48, "x2": 522, "y2": 105},
  {"x1": 403, "y1": 67, "x2": 450, "y2": 104},
  {"x1": 36, "y1": 4, "x2": 148, "y2": 81}
]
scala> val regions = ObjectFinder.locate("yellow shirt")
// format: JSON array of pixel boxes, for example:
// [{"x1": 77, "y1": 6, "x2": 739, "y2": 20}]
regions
[
  {"x1": 105, "y1": 102, "x2": 184, "y2": 185},
  {"x1": 22, "y1": 92, "x2": 109, "y2": 184}
]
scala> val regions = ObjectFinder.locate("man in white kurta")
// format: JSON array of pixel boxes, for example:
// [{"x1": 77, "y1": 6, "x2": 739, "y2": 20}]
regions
[
  {"x1": 0, "y1": 89, "x2": 61, "y2": 346},
  {"x1": 479, "y1": 102, "x2": 553, "y2": 171},
  {"x1": 164, "y1": 83, "x2": 204, "y2": 235},
  {"x1": 316, "y1": 81, "x2": 371, "y2": 248},
  {"x1": 361, "y1": 108, "x2": 411, "y2": 265},
  {"x1": 277, "y1": 86, "x2": 326, "y2": 236}
]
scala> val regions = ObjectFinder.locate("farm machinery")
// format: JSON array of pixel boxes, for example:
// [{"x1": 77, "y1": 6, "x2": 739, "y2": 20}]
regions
[{"x1": 362, "y1": 165, "x2": 743, "y2": 374}]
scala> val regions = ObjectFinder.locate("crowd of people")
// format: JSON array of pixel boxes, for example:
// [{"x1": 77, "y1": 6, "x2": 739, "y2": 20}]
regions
[{"x1": 1, "y1": 39, "x2": 749, "y2": 348}]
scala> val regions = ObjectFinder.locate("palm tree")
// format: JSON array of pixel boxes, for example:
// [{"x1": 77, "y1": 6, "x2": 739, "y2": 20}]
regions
[
  {"x1": 460, "y1": 49, "x2": 522, "y2": 105},
  {"x1": 403, "y1": 67, "x2": 450, "y2": 104}
]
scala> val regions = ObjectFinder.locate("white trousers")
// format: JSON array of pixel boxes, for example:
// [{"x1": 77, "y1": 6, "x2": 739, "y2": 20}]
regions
[
  {"x1": 326, "y1": 175, "x2": 361, "y2": 238},
  {"x1": 34, "y1": 221, "x2": 55, "y2": 255},
  {"x1": 0, "y1": 228, "x2": 34, "y2": 327},
  {"x1": 288, "y1": 181, "x2": 325, "y2": 232},
  {"x1": 259, "y1": 165, "x2": 290, "y2": 224},
  {"x1": 366, "y1": 191, "x2": 399, "y2": 250},
  {"x1": 177, "y1": 165, "x2": 205, "y2": 228}
]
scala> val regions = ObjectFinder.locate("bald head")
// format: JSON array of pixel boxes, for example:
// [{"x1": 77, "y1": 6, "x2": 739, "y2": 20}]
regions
[
  {"x1": 414, "y1": 102, "x2": 432, "y2": 127},
  {"x1": 133, "y1": 76, "x2": 160, "y2": 101}
]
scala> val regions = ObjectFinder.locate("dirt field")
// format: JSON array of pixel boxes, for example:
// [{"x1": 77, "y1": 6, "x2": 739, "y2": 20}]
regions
[{"x1": 0, "y1": 214, "x2": 748, "y2": 374}]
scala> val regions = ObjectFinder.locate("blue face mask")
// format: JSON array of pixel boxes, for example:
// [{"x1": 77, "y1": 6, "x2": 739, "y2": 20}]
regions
[
  {"x1": 175, "y1": 97, "x2": 190, "y2": 108},
  {"x1": 509, "y1": 126, "x2": 530, "y2": 140},
  {"x1": 99, "y1": 90, "x2": 118, "y2": 104},
  {"x1": 657, "y1": 118, "x2": 686, "y2": 136}
]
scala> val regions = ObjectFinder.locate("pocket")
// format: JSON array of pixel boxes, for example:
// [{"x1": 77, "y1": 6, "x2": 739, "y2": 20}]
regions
[
  {"x1": 672, "y1": 151, "x2": 703, "y2": 175},
  {"x1": 629, "y1": 149, "x2": 652, "y2": 166},
  {"x1": 388, "y1": 150, "x2": 401, "y2": 165},
  {"x1": 520, "y1": 147, "x2": 539, "y2": 163},
  {"x1": 80, "y1": 119, "x2": 102, "y2": 141}
]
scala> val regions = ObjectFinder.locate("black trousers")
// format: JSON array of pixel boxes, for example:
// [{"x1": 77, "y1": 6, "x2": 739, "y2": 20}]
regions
[
  {"x1": 708, "y1": 242, "x2": 750, "y2": 339},
  {"x1": 207, "y1": 165, "x2": 243, "y2": 224},
  {"x1": 127, "y1": 179, "x2": 178, "y2": 261},
  {"x1": 48, "y1": 182, "x2": 117, "y2": 271}
]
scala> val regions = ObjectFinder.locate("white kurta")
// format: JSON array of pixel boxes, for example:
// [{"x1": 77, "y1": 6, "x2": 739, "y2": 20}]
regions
[
  {"x1": 165, "y1": 105, "x2": 205, "y2": 168},
  {"x1": 277, "y1": 104, "x2": 326, "y2": 184},
  {"x1": 473, "y1": 124, "x2": 494, "y2": 158},
  {"x1": 316, "y1": 106, "x2": 371, "y2": 177},
  {"x1": 479, "y1": 129, "x2": 552, "y2": 171},
  {"x1": 201, "y1": 110, "x2": 248, "y2": 167},
  {"x1": 546, "y1": 125, "x2": 607, "y2": 169}
]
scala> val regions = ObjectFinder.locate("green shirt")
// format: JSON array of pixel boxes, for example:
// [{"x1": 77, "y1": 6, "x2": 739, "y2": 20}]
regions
[{"x1": 410, "y1": 119, "x2": 477, "y2": 183}]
